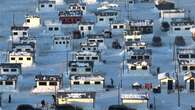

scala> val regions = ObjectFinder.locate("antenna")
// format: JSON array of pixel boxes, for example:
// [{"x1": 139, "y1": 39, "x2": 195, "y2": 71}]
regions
[{"x1": 12, "y1": 13, "x2": 15, "y2": 26}]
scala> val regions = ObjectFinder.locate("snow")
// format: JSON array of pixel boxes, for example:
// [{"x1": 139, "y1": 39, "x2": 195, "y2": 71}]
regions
[{"x1": 0, "y1": 0, "x2": 195, "y2": 110}]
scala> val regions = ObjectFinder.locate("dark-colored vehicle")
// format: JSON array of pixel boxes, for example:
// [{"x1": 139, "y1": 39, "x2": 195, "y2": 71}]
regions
[
  {"x1": 56, "y1": 104, "x2": 83, "y2": 110},
  {"x1": 16, "y1": 104, "x2": 34, "y2": 110},
  {"x1": 152, "y1": 36, "x2": 162, "y2": 47},
  {"x1": 175, "y1": 36, "x2": 185, "y2": 46},
  {"x1": 108, "y1": 105, "x2": 136, "y2": 110}
]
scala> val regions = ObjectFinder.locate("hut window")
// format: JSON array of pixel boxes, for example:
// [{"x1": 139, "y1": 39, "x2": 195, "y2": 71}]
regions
[
  {"x1": 191, "y1": 54, "x2": 195, "y2": 58},
  {"x1": 13, "y1": 32, "x2": 18, "y2": 35},
  {"x1": 11, "y1": 57, "x2": 15, "y2": 60},
  {"x1": 88, "y1": 48, "x2": 91, "y2": 50},
  {"x1": 41, "y1": 4, "x2": 45, "y2": 8},
  {"x1": 84, "y1": 81, "x2": 90, "y2": 85},
  {"x1": 82, "y1": 48, "x2": 85, "y2": 51},
  {"x1": 80, "y1": 26, "x2": 84, "y2": 31},
  {"x1": 39, "y1": 82, "x2": 47, "y2": 86},
  {"x1": 144, "y1": 56, "x2": 150, "y2": 59},
  {"x1": 109, "y1": 18, "x2": 113, "y2": 22},
  {"x1": 55, "y1": 41, "x2": 58, "y2": 44},
  {"x1": 49, "y1": 27, "x2": 53, "y2": 31},
  {"x1": 131, "y1": 56, "x2": 136, "y2": 59},
  {"x1": 119, "y1": 25, "x2": 124, "y2": 29},
  {"x1": 26, "y1": 49, "x2": 31, "y2": 52},
  {"x1": 71, "y1": 68, "x2": 77, "y2": 72},
  {"x1": 82, "y1": 6, "x2": 85, "y2": 10},
  {"x1": 135, "y1": 38, "x2": 140, "y2": 41},
  {"x1": 98, "y1": 40, "x2": 103, "y2": 43},
  {"x1": 11, "y1": 69, "x2": 17, "y2": 72},
  {"x1": 88, "y1": 26, "x2": 92, "y2": 30},
  {"x1": 0, "y1": 81, "x2": 2, "y2": 85},
  {"x1": 54, "y1": 27, "x2": 59, "y2": 31},
  {"x1": 63, "y1": 41, "x2": 65, "y2": 44},
  {"x1": 142, "y1": 66, "x2": 148, "y2": 70},
  {"x1": 131, "y1": 66, "x2": 136, "y2": 70},
  {"x1": 185, "y1": 27, "x2": 190, "y2": 30},
  {"x1": 182, "y1": 66, "x2": 188, "y2": 70},
  {"x1": 19, "y1": 57, "x2": 23, "y2": 60},
  {"x1": 179, "y1": 54, "x2": 189, "y2": 58},
  {"x1": 95, "y1": 81, "x2": 101, "y2": 85},
  {"x1": 138, "y1": 56, "x2": 143, "y2": 60},
  {"x1": 3, "y1": 69, "x2": 9, "y2": 72},
  {"x1": 92, "y1": 57, "x2": 98, "y2": 60},
  {"x1": 49, "y1": 4, "x2": 53, "y2": 7},
  {"x1": 23, "y1": 32, "x2": 27, "y2": 35},
  {"x1": 67, "y1": 41, "x2": 69, "y2": 44},
  {"x1": 73, "y1": 81, "x2": 80, "y2": 85},
  {"x1": 86, "y1": 57, "x2": 90, "y2": 60},
  {"x1": 27, "y1": 57, "x2": 31, "y2": 60},
  {"x1": 5, "y1": 81, "x2": 13, "y2": 85},
  {"x1": 174, "y1": 28, "x2": 181, "y2": 31},
  {"x1": 190, "y1": 66, "x2": 195, "y2": 70},
  {"x1": 17, "y1": 49, "x2": 22, "y2": 51},
  {"x1": 49, "y1": 82, "x2": 57, "y2": 86},
  {"x1": 26, "y1": 19, "x2": 30, "y2": 23},
  {"x1": 78, "y1": 57, "x2": 84, "y2": 60},
  {"x1": 86, "y1": 68, "x2": 91, "y2": 72},
  {"x1": 99, "y1": 18, "x2": 104, "y2": 21},
  {"x1": 113, "y1": 25, "x2": 117, "y2": 29}
]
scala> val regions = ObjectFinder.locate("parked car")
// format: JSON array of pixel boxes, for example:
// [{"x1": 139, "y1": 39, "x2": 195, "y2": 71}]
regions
[
  {"x1": 108, "y1": 105, "x2": 136, "y2": 110},
  {"x1": 16, "y1": 104, "x2": 34, "y2": 110}
]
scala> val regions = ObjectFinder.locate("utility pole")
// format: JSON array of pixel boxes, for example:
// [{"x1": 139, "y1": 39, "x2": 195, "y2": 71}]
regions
[{"x1": 175, "y1": 48, "x2": 180, "y2": 108}]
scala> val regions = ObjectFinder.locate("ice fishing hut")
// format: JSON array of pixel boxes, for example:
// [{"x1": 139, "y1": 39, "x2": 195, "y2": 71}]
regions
[
  {"x1": 177, "y1": 48, "x2": 195, "y2": 74},
  {"x1": 12, "y1": 43, "x2": 36, "y2": 54},
  {"x1": 121, "y1": 93, "x2": 149, "y2": 104},
  {"x1": 127, "y1": 49, "x2": 152, "y2": 75},
  {"x1": 170, "y1": 18, "x2": 195, "y2": 36},
  {"x1": 79, "y1": 21, "x2": 95, "y2": 37},
  {"x1": 44, "y1": 21, "x2": 62, "y2": 36},
  {"x1": 0, "y1": 74, "x2": 18, "y2": 92},
  {"x1": 69, "y1": 74, "x2": 105, "y2": 91},
  {"x1": 56, "y1": 91, "x2": 96, "y2": 108},
  {"x1": 123, "y1": 31, "x2": 142, "y2": 42},
  {"x1": 59, "y1": 10, "x2": 83, "y2": 26},
  {"x1": 74, "y1": 51, "x2": 101, "y2": 63},
  {"x1": 52, "y1": 35, "x2": 72, "y2": 51},
  {"x1": 128, "y1": 19, "x2": 154, "y2": 34},
  {"x1": 95, "y1": 9, "x2": 118, "y2": 27},
  {"x1": 37, "y1": 0, "x2": 56, "y2": 13},
  {"x1": 82, "y1": 0, "x2": 97, "y2": 4},
  {"x1": 68, "y1": 3, "x2": 87, "y2": 14},
  {"x1": 23, "y1": 15, "x2": 41, "y2": 28},
  {"x1": 80, "y1": 42, "x2": 99, "y2": 52},
  {"x1": 111, "y1": 21, "x2": 127, "y2": 35},
  {"x1": 11, "y1": 26, "x2": 29, "y2": 43},
  {"x1": 158, "y1": 72, "x2": 175, "y2": 92},
  {"x1": 32, "y1": 74, "x2": 63, "y2": 93},
  {"x1": 19, "y1": 37, "x2": 36, "y2": 45},
  {"x1": 87, "y1": 34, "x2": 105, "y2": 45},
  {"x1": 184, "y1": 71, "x2": 195, "y2": 92},
  {"x1": 50, "y1": 0, "x2": 64, "y2": 5},
  {"x1": 125, "y1": 41, "x2": 147, "y2": 51},
  {"x1": 9, "y1": 51, "x2": 34, "y2": 67},
  {"x1": 68, "y1": 61, "x2": 94, "y2": 75},
  {"x1": 0, "y1": 63, "x2": 21, "y2": 75},
  {"x1": 160, "y1": 9, "x2": 185, "y2": 22}
]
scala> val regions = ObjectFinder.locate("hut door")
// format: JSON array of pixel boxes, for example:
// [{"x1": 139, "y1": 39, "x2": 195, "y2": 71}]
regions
[
  {"x1": 190, "y1": 80, "x2": 194, "y2": 91},
  {"x1": 168, "y1": 80, "x2": 173, "y2": 90}
]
